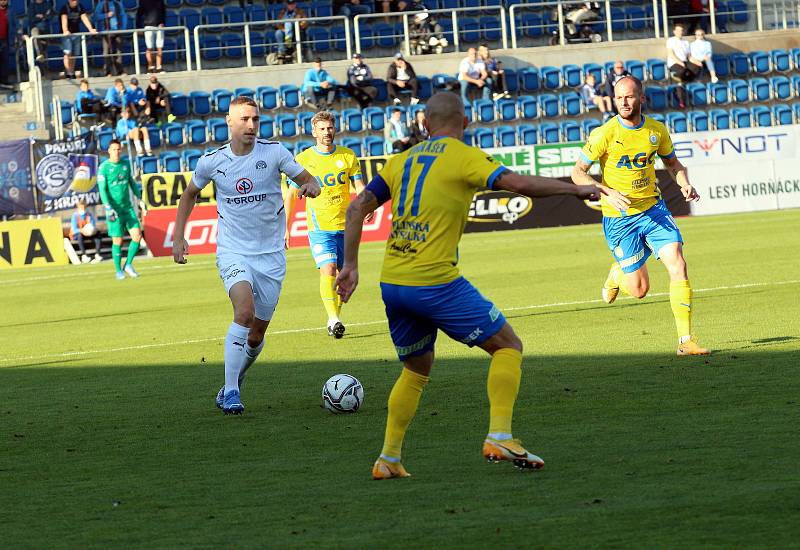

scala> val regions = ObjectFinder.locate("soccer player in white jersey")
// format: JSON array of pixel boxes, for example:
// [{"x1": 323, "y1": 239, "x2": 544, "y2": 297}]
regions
[{"x1": 172, "y1": 96, "x2": 321, "y2": 415}]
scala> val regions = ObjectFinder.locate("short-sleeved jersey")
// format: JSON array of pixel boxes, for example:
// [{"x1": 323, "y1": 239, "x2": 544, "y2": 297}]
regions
[
  {"x1": 580, "y1": 115, "x2": 675, "y2": 218},
  {"x1": 192, "y1": 140, "x2": 305, "y2": 255},
  {"x1": 294, "y1": 145, "x2": 362, "y2": 232},
  {"x1": 367, "y1": 137, "x2": 507, "y2": 286},
  {"x1": 97, "y1": 160, "x2": 139, "y2": 211}
]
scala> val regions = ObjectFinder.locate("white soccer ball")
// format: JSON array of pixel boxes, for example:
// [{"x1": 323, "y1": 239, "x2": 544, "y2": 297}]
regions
[
  {"x1": 80, "y1": 222, "x2": 96, "y2": 237},
  {"x1": 322, "y1": 374, "x2": 364, "y2": 414}
]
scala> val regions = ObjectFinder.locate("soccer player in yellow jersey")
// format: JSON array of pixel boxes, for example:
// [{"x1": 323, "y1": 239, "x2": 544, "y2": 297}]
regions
[
  {"x1": 336, "y1": 92, "x2": 602, "y2": 479},
  {"x1": 571, "y1": 76, "x2": 710, "y2": 356},
  {"x1": 285, "y1": 111, "x2": 369, "y2": 339}
]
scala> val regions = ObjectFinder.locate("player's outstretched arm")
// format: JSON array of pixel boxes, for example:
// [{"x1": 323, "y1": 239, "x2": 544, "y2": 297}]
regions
[
  {"x1": 570, "y1": 158, "x2": 631, "y2": 210},
  {"x1": 283, "y1": 181, "x2": 297, "y2": 249},
  {"x1": 291, "y1": 169, "x2": 321, "y2": 199},
  {"x1": 495, "y1": 169, "x2": 603, "y2": 201},
  {"x1": 336, "y1": 189, "x2": 379, "y2": 303},
  {"x1": 172, "y1": 182, "x2": 201, "y2": 264},
  {"x1": 663, "y1": 155, "x2": 700, "y2": 202}
]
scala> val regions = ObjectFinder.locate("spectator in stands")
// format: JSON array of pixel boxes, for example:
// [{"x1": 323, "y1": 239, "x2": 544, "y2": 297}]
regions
[
  {"x1": 478, "y1": 44, "x2": 509, "y2": 100},
  {"x1": 384, "y1": 108, "x2": 412, "y2": 153},
  {"x1": 116, "y1": 106, "x2": 153, "y2": 157},
  {"x1": 380, "y1": 0, "x2": 418, "y2": 15},
  {"x1": 386, "y1": 53, "x2": 419, "y2": 106},
  {"x1": 409, "y1": 109, "x2": 428, "y2": 145},
  {"x1": 104, "y1": 78, "x2": 128, "y2": 123},
  {"x1": 335, "y1": 0, "x2": 371, "y2": 17},
  {"x1": 275, "y1": 0, "x2": 309, "y2": 58},
  {"x1": 666, "y1": 23, "x2": 693, "y2": 108},
  {"x1": 70, "y1": 199, "x2": 103, "y2": 264},
  {"x1": 603, "y1": 60, "x2": 630, "y2": 99},
  {"x1": 137, "y1": 0, "x2": 166, "y2": 73},
  {"x1": 689, "y1": 28, "x2": 718, "y2": 83},
  {"x1": 60, "y1": 0, "x2": 98, "y2": 79},
  {"x1": 144, "y1": 74, "x2": 175, "y2": 124},
  {"x1": 458, "y1": 47, "x2": 490, "y2": 104},
  {"x1": 0, "y1": 0, "x2": 16, "y2": 85},
  {"x1": 93, "y1": 0, "x2": 127, "y2": 77},
  {"x1": 22, "y1": 0, "x2": 53, "y2": 68},
  {"x1": 408, "y1": 11, "x2": 448, "y2": 55},
  {"x1": 667, "y1": 0, "x2": 692, "y2": 29},
  {"x1": 303, "y1": 57, "x2": 338, "y2": 110},
  {"x1": 580, "y1": 74, "x2": 613, "y2": 119},
  {"x1": 689, "y1": 0, "x2": 726, "y2": 32},
  {"x1": 346, "y1": 53, "x2": 378, "y2": 109},
  {"x1": 125, "y1": 77, "x2": 148, "y2": 121},
  {"x1": 76, "y1": 79, "x2": 108, "y2": 118}
]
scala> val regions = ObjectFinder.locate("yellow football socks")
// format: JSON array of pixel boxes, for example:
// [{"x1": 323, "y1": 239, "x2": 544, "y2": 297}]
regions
[
  {"x1": 320, "y1": 274, "x2": 339, "y2": 322},
  {"x1": 487, "y1": 348, "x2": 523, "y2": 435},
  {"x1": 381, "y1": 368, "x2": 430, "y2": 460},
  {"x1": 670, "y1": 279, "x2": 693, "y2": 339}
]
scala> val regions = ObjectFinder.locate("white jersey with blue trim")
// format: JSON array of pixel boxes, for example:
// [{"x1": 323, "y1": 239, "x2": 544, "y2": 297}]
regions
[{"x1": 192, "y1": 140, "x2": 305, "y2": 255}]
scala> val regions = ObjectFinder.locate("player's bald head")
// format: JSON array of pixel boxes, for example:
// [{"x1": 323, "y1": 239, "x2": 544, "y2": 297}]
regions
[
  {"x1": 614, "y1": 75, "x2": 643, "y2": 96},
  {"x1": 425, "y1": 92, "x2": 465, "y2": 132}
]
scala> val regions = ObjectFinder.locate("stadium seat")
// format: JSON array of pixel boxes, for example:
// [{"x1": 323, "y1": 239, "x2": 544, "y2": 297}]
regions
[
  {"x1": 247, "y1": 4, "x2": 266, "y2": 22},
  {"x1": 342, "y1": 108, "x2": 364, "y2": 133},
  {"x1": 184, "y1": 120, "x2": 206, "y2": 145},
  {"x1": 517, "y1": 123, "x2": 538, "y2": 145},
  {"x1": 276, "y1": 114, "x2": 298, "y2": 137},
  {"x1": 160, "y1": 151, "x2": 181, "y2": 173},
  {"x1": 729, "y1": 52, "x2": 750, "y2": 76},
  {"x1": 648, "y1": 112, "x2": 665, "y2": 124},
  {"x1": 730, "y1": 106, "x2": 751, "y2": 127},
  {"x1": 431, "y1": 73, "x2": 457, "y2": 92},
  {"x1": 709, "y1": 108, "x2": 730, "y2": 129},
  {"x1": 686, "y1": 82, "x2": 708, "y2": 106},
  {"x1": 559, "y1": 120, "x2": 581, "y2": 142},
  {"x1": 462, "y1": 129, "x2": 475, "y2": 146},
  {"x1": 539, "y1": 122, "x2": 559, "y2": 143},
  {"x1": 294, "y1": 140, "x2": 314, "y2": 154},
  {"x1": 495, "y1": 125, "x2": 516, "y2": 147},
  {"x1": 497, "y1": 98, "x2": 517, "y2": 121},
  {"x1": 189, "y1": 91, "x2": 212, "y2": 116},
  {"x1": 257, "y1": 86, "x2": 279, "y2": 110},
  {"x1": 792, "y1": 75, "x2": 800, "y2": 97},
  {"x1": 181, "y1": 149, "x2": 202, "y2": 171},
  {"x1": 712, "y1": 53, "x2": 731, "y2": 78},
  {"x1": 341, "y1": 137, "x2": 363, "y2": 157},
  {"x1": 646, "y1": 58, "x2": 667, "y2": 81},
  {"x1": 163, "y1": 122, "x2": 186, "y2": 146},
  {"x1": 770, "y1": 49, "x2": 791, "y2": 72},
  {"x1": 749, "y1": 51, "x2": 770, "y2": 74},
  {"x1": 234, "y1": 88, "x2": 256, "y2": 99},
  {"x1": 709, "y1": 81, "x2": 729, "y2": 104},
  {"x1": 169, "y1": 93, "x2": 190, "y2": 118},
  {"x1": 180, "y1": 8, "x2": 202, "y2": 30},
  {"x1": 224, "y1": 6, "x2": 245, "y2": 24},
  {"x1": 772, "y1": 104, "x2": 793, "y2": 125},
  {"x1": 518, "y1": 95, "x2": 538, "y2": 119},
  {"x1": 373, "y1": 79, "x2": 388, "y2": 103},
  {"x1": 212, "y1": 89, "x2": 233, "y2": 113},
  {"x1": 97, "y1": 128, "x2": 114, "y2": 151},
  {"x1": 474, "y1": 128, "x2": 494, "y2": 149},
  {"x1": 581, "y1": 118, "x2": 601, "y2": 136},
  {"x1": 145, "y1": 125, "x2": 162, "y2": 149},
  {"x1": 480, "y1": 16, "x2": 502, "y2": 41},
  {"x1": 279, "y1": 85, "x2": 301, "y2": 109},
  {"x1": 626, "y1": 5, "x2": 647, "y2": 31},
  {"x1": 561, "y1": 64, "x2": 582, "y2": 88},
  {"x1": 307, "y1": 27, "x2": 331, "y2": 53},
  {"x1": 364, "y1": 107, "x2": 385, "y2": 131},
  {"x1": 519, "y1": 67, "x2": 540, "y2": 92},
  {"x1": 729, "y1": 79, "x2": 749, "y2": 103},
  {"x1": 417, "y1": 76, "x2": 433, "y2": 100},
  {"x1": 793, "y1": 102, "x2": 800, "y2": 123},
  {"x1": 364, "y1": 135, "x2": 384, "y2": 157},
  {"x1": 201, "y1": 7, "x2": 223, "y2": 25},
  {"x1": 298, "y1": 111, "x2": 316, "y2": 135},
  {"x1": 791, "y1": 47, "x2": 800, "y2": 70},
  {"x1": 666, "y1": 111, "x2": 688, "y2": 133},
  {"x1": 729, "y1": 0, "x2": 748, "y2": 23},
  {"x1": 221, "y1": 34, "x2": 244, "y2": 58},
  {"x1": 137, "y1": 155, "x2": 159, "y2": 174},
  {"x1": 583, "y1": 63, "x2": 604, "y2": 83},
  {"x1": 751, "y1": 105, "x2": 772, "y2": 127},
  {"x1": 373, "y1": 23, "x2": 397, "y2": 48},
  {"x1": 689, "y1": 110, "x2": 709, "y2": 131},
  {"x1": 749, "y1": 77, "x2": 770, "y2": 101},
  {"x1": 770, "y1": 76, "x2": 791, "y2": 100},
  {"x1": 474, "y1": 99, "x2": 495, "y2": 123},
  {"x1": 459, "y1": 18, "x2": 480, "y2": 42},
  {"x1": 504, "y1": 69, "x2": 519, "y2": 94},
  {"x1": 520, "y1": 12, "x2": 544, "y2": 38},
  {"x1": 538, "y1": 94, "x2": 559, "y2": 118},
  {"x1": 560, "y1": 92, "x2": 582, "y2": 116},
  {"x1": 207, "y1": 118, "x2": 229, "y2": 142},
  {"x1": 258, "y1": 115, "x2": 274, "y2": 139},
  {"x1": 201, "y1": 35, "x2": 222, "y2": 61},
  {"x1": 645, "y1": 86, "x2": 667, "y2": 110},
  {"x1": 665, "y1": 84, "x2": 683, "y2": 109},
  {"x1": 540, "y1": 66, "x2": 561, "y2": 90},
  {"x1": 248, "y1": 31, "x2": 267, "y2": 57}
]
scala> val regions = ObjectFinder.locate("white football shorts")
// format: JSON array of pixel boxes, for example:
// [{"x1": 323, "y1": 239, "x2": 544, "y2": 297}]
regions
[{"x1": 216, "y1": 250, "x2": 286, "y2": 321}]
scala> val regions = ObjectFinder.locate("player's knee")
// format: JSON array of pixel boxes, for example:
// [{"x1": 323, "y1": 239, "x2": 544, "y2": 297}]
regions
[{"x1": 234, "y1": 309, "x2": 255, "y2": 327}]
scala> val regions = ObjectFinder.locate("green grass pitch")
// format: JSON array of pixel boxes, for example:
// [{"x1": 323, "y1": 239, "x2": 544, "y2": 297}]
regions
[{"x1": 2, "y1": 209, "x2": 799, "y2": 548}]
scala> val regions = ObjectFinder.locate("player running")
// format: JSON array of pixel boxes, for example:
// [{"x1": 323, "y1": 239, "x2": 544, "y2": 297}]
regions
[
  {"x1": 172, "y1": 97, "x2": 321, "y2": 415},
  {"x1": 336, "y1": 92, "x2": 602, "y2": 479},
  {"x1": 284, "y1": 111, "x2": 370, "y2": 339},
  {"x1": 97, "y1": 139, "x2": 143, "y2": 280},
  {"x1": 571, "y1": 76, "x2": 710, "y2": 356}
]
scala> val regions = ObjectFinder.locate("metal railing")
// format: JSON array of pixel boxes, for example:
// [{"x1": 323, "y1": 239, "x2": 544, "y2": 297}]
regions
[
  {"x1": 25, "y1": 26, "x2": 193, "y2": 81},
  {"x1": 192, "y1": 16, "x2": 351, "y2": 70},
  {"x1": 354, "y1": 6, "x2": 508, "y2": 57}
]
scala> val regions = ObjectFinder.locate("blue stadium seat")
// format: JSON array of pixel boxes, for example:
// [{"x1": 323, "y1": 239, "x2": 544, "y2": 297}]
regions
[
  {"x1": 145, "y1": 125, "x2": 162, "y2": 149},
  {"x1": 258, "y1": 115, "x2": 274, "y2": 139},
  {"x1": 504, "y1": 69, "x2": 519, "y2": 94},
  {"x1": 189, "y1": 91, "x2": 212, "y2": 116},
  {"x1": 248, "y1": 31, "x2": 267, "y2": 57},
  {"x1": 538, "y1": 94, "x2": 559, "y2": 117},
  {"x1": 364, "y1": 107, "x2": 385, "y2": 131},
  {"x1": 234, "y1": 88, "x2": 256, "y2": 99},
  {"x1": 648, "y1": 112, "x2": 665, "y2": 124},
  {"x1": 560, "y1": 92, "x2": 581, "y2": 116},
  {"x1": 247, "y1": 4, "x2": 267, "y2": 22},
  {"x1": 749, "y1": 77, "x2": 770, "y2": 101},
  {"x1": 666, "y1": 111, "x2": 688, "y2": 133},
  {"x1": 626, "y1": 5, "x2": 647, "y2": 31},
  {"x1": 561, "y1": 64, "x2": 582, "y2": 88},
  {"x1": 474, "y1": 128, "x2": 494, "y2": 149},
  {"x1": 686, "y1": 82, "x2": 708, "y2": 106},
  {"x1": 295, "y1": 140, "x2": 314, "y2": 154},
  {"x1": 609, "y1": 6, "x2": 626, "y2": 31},
  {"x1": 342, "y1": 108, "x2": 364, "y2": 133},
  {"x1": 709, "y1": 108, "x2": 730, "y2": 130},
  {"x1": 364, "y1": 135, "x2": 384, "y2": 157},
  {"x1": 559, "y1": 120, "x2": 581, "y2": 142},
  {"x1": 517, "y1": 123, "x2": 538, "y2": 145},
  {"x1": 520, "y1": 12, "x2": 544, "y2": 38},
  {"x1": 645, "y1": 86, "x2": 667, "y2": 110},
  {"x1": 689, "y1": 110, "x2": 709, "y2": 131},
  {"x1": 751, "y1": 105, "x2": 772, "y2": 127},
  {"x1": 463, "y1": 131, "x2": 475, "y2": 148},
  {"x1": 373, "y1": 79, "x2": 388, "y2": 102},
  {"x1": 770, "y1": 49, "x2": 791, "y2": 72},
  {"x1": 729, "y1": 79, "x2": 749, "y2": 103},
  {"x1": 583, "y1": 63, "x2": 604, "y2": 83},
  {"x1": 98, "y1": 128, "x2": 114, "y2": 151},
  {"x1": 792, "y1": 75, "x2": 800, "y2": 97},
  {"x1": 646, "y1": 58, "x2": 667, "y2": 81},
  {"x1": 183, "y1": 120, "x2": 205, "y2": 145},
  {"x1": 729, "y1": 52, "x2": 750, "y2": 76},
  {"x1": 417, "y1": 76, "x2": 433, "y2": 100},
  {"x1": 464, "y1": 102, "x2": 474, "y2": 122},
  {"x1": 160, "y1": 151, "x2": 182, "y2": 173},
  {"x1": 207, "y1": 118, "x2": 229, "y2": 142},
  {"x1": 793, "y1": 102, "x2": 800, "y2": 123},
  {"x1": 480, "y1": 16, "x2": 502, "y2": 41},
  {"x1": 518, "y1": 95, "x2": 538, "y2": 119},
  {"x1": 201, "y1": 7, "x2": 223, "y2": 26},
  {"x1": 497, "y1": 99, "x2": 517, "y2": 121},
  {"x1": 222, "y1": 34, "x2": 244, "y2": 58},
  {"x1": 749, "y1": 51, "x2": 770, "y2": 74},
  {"x1": 181, "y1": 149, "x2": 202, "y2": 171},
  {"x1": 169, "y1": 93, "x2": 189, "y2": 118},
  {"x1": 276, "y1": 114, "x2": 298, "y2": 137},
  {"x1": 495, "y1": 125, "x2": 516, "y2": 147},
  {"x1": 373, "y1": 23, "x2": 397, "y2": 48},
  {"x1": 298, "y1": 111, "x2": 315, "y2": 135},
  {"x1": 224, "y1": 6, "x2": 245, "y2": 24},
  {"x1": 165, "y1": 0, "x2": 180, "y2": 8},
  {"x1": 709, "y1": 81, "x2": 729, "y2": 104},
  {"x1": 519, "y1": 67, "x2": 540, "y2": 92},
  {"x1": 474, "y1": 99, "x2": 495, "y2": 123},
  {"x1": 791, "y1": 48, "x2": 800, "y2": 70},
  {"x1": 164, "y1": 122, "x2": 186, "y2": 146},
  {"x1": 539, "y1": 122, "x2": 559, "y2": 143},
  {"x1": 307, "y1": 27, "x2": 331, "y2": 53},
  {"x1": 341, "y1": 137, "x2": 363, "y2": 157},
  {"x1": 771, "y1": 104, "x2": 793, "y2": 125},
  {"x1": 279, "y1": 85, "x2": 301, "y2": 108},
  {"x1": 357, "y1": 24, "x2": 375, "y2": 50},
  {"x1": 730, "y1": 106, "x2": 751, "y2": 127},
  {"x1": 666, "y1": 84, "x2": 683, "y2": 109},
  {"x1": 712, "y1": 53, "x2": 730, "y2": 78},
  {"x1": 459, "y1": 18, "x2": 480, "y2": 42},
  {"x1": 728, "y1": 0, "x2": 748, "y2": 23},
  {"x1": 581, "y1": 118, "x2": 601, "y2": 136},
  {"x1": 431, "y1": 73, "x2": 456, "y2": 92},
  {"x1": 180, "y1": 8, "x2": 202, "y2": 31},
  {"x1": 212, "y1": 89, "x2": 233, "y2": 113},
  {"x1": 768, "y1": 76, "x2": 790, "y2": 100},
  {"x1": 540, "y1": 66, "x2": 561, "y2": 90},
  {"x1": 257, "y1": 86, "x2": 279, "y2": 110},
  {"x1": 137, "y1": 155, "x2": 159, "y2": 174}
]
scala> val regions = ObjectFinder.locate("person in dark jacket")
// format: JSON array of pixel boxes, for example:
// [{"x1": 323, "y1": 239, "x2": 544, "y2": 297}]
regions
[
  {"x1": 21, "y1": 0, "x2": 53, "y2": 66},
  {"x1": 144, "y1": 74, "x2": 175, "y2": 123},
  {"x1": 136, "y1": 0, "x2": 166, "y2": 72},
  {"x1": 386, "y1": 52, "x2": 419, "y2": 106},
  {"x1": 75, "y1": 78, "x2": 107, "y2": 118},
  {"x1": 345, "y1": 53, "x2": 377, "y2": 109},
  {"x1": 94, "y1": 0, "x2": 127, "y2": 76}
]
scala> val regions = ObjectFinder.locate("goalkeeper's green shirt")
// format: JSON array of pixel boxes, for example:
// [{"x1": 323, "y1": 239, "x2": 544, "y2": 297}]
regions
[{"x1": 97, "y1": 160, "x2": 141, "y2": 211}]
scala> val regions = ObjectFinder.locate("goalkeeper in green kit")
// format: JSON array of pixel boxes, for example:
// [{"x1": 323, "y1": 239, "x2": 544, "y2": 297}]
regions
[{"x1": 97, "y1": 139, "x2": 144, "y2": 279}]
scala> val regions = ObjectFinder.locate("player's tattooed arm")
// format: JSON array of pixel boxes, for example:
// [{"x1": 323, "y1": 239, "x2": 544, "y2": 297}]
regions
[
  {"x1": 663, "y1": 155, "x2": 700, "y2": 202},
  {"x1": 292, "y1": 169, "x2": 321, "y2": 198}
]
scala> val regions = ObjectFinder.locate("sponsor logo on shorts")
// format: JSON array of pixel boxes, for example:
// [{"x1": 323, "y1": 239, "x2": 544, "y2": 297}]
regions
[
  {"x1": 618, "y1": 248, "x2": 646, "y2": 269},
  {"x1": 226, "y1": 193, "x2": 268, "y2": 205},
  {"x1": 462, "y1": 327, "x2": 484, "y2": 344},
  {"x1": 395, "y1": 334, "x2": 433, "y2": 357},
  {"x1": 236, "y1": 178, "x2": 254, "y2": 194},
  {"x1": 222, "y1": 267, "x2": 246, "y2": 280},
  {"x1": 255, "y1": 160, "x2": 267, "y2": 169}
]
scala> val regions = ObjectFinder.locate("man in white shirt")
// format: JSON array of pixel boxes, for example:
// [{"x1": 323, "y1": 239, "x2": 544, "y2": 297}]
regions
[
  {"x1": 457, "y1": 47, "x2": 490, "y2": 105},
  {"x1": 172, "y1": 96, "x2": 321, "y2": 415},
  {"x1": 689, "y1": 28, "x2": 718, "y2": 83},
  {"x1": 665, "y1": 23, "x2": 694, "y2": 108}
]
